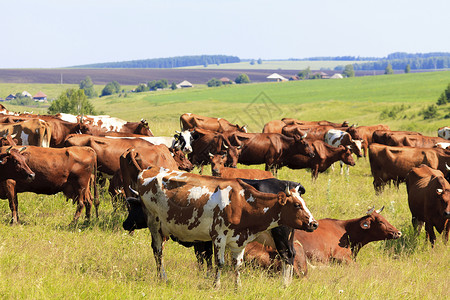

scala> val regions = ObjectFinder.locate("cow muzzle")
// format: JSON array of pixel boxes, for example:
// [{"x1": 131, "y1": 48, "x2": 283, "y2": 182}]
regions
[
  {"x1": 27, "y1": 172, "x2": 35, "y2": 182},
  {"x1": 392, "y1": 231, "x2": 402, "y2": 239},
  {"x1": 444, "y1": 211, "x2": 450, "y2": 219},
  {"x1": 306, "y1": 220, "x2": 318, "y2": 232}
]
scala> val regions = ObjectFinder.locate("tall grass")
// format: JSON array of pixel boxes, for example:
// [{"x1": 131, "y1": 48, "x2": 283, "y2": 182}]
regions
[{"x1": 0, "y1": 72, "x2": 449, "y2": 298}]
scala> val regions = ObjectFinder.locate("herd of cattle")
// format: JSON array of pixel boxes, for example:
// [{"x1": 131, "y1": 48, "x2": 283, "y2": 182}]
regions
[{"x1": 0, "y1": 104, "x2": 448, "y2": 288}]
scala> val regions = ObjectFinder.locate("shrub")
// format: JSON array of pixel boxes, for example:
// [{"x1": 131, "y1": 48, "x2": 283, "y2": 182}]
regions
[
  {"x1": 207, "y1": 78, "x2": 222, "y2": 87},
  {"x1": 235, "y1": 73, "x2": 250, "y2": 84}
]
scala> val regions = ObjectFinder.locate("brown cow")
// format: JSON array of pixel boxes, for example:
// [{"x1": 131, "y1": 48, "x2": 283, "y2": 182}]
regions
[
  {"x1": 209, "y1": 153, "x2": 273, "y2": 179},
  {"x1": 244, "y1": 238, "x2": 308, "y2": 277},
  {"x1": 180, "y1": 113, "x2": 247, "y2": 133},
  {"x1": 369, "y1": 143, "x2": 450, "y2": 193},
  {"x1": 406, "y1": 165, "x2": 450, "y2": 246},
  {"x1": 262, "y1": 120, "x2": 286, "y2": 134},
  {"x1": 113, "y1": 145, "x2": 193, "y2": 199},
  {"x1": 0, "y1": 119, "x2": 51, "y2": 147},
  {"x1": 0, "y1": 146, "x2": 98, "y2": 224},
  {"x1": 346, "y1": 124, "x2": 390, "y2": 157},
  {"x1": 225, "y1": 132, "x2": 315, "y2": 175},
  {"x1": 283, "y1": 140, "x2": 355, "y2": 180},
  {"x1": 373, "y1": 133, "x2": 447, "y2": 148},
  {"x1": 295, "y1": 207, "x2": 401, "y2": 263},
  {"x1": 281, "y1": 118, "x2": 348, "y2": 128}
]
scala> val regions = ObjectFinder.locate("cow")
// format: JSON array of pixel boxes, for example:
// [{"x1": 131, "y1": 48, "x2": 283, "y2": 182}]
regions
[
  {"x1": 225, "y1": 132, "x2": 315, "y2": 175},
  {"x1": 294, "y1": 207, "x2": 401, "y2": 263},
  {"x1": 262, "y1": 120, "x2": 286, "y2": 134},
  {"x1": 244, "y1": 237, "x2": 308, "y2": 277},
  {"x1": 115, "y1": 145, "x2": 193, "y2": 200},
  {"x1": 209, "y1": 153, "x2": 273, "y2": 179},
  {"x1": 283, "y1": 140, "x2": 355, "y2": 180},
  {"x1": 324, "y1": 129, "x2": 364, "y2": 175},
  {"x1": 406, "y1": 165, "x2": 450, "y2": 246},
  {"x1": 438, "y1": 126, "x2": 450, "y2": 140},
  {"x1": 180, "y1": 113, "x2": 247, "y2": 133},
  {"x1": 133, "y1": 167, "x2": 318, "y2": 288},
  {"x1": 346, "y1": 124, "x2": 390, "y2": 157},
  {"x1": 0, "y1": 147, "x2": 35, "y2": 182},
  {"x1": 104, "y1": 130, "x2": 194, "y2": 154},
  {"x1": 369, "y1": 143, "x2": 450, "y2": 193},
  {"x1": 0, "y1": 145, "x2": 98, "y2": 224},
  {"x1": 373, "y1": 132, "x2": 446, "y2": 148},
  {"x1": 0, "y1": 119, "x2": 51, "y2": 147},
  {"x1": 0, "y1": 104, "x2": 18, "y2": 116},
  {"x1": 281, "y1": 118, "x2": 349, "y2": 128}
]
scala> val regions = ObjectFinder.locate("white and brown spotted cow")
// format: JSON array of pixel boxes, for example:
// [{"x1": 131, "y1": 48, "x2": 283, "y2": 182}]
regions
[
  {"x1": 438, "y1": 127, "x2": 450, "y2": 140},
  {"x1": 134, "y1": 167, "x2": 318, "y2": 288},
  {"x1": 0, "y1": 119, "x2": 51, "y2": 147},
  {"x1": 324, "y1": 129, "x2": 363, "y2": 175}
]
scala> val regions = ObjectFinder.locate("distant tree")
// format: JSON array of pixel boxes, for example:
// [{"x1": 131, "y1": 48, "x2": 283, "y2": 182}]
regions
[
  {"x1": 436, "y1": 83, "x2": 450, "y2": 105},
  {"x1": 203, "y1": 62, "x2": 208, "y2": 68},
  {"x1": 79, "y1": 76, "x2": 97, "y2": 98},
  {"x1": 48, "y1": 89, "x2": 95, "y2": 115},
  {"x1": 155, "y1": 79, "x2": 168, "y2": 89},
  {"x1": 111, "y1": 80, "x2": 121, "y2": 93},
  {"x1": 257, "y1": 58, "x2": 263, "y2": 64},
  {"x1": 297, "y1": 67, "x2": 311, "y2": 79},
  {"x1": 250, "y1": 59, "x2": 255, "y2": 65},
  {"x1": 342, "y1": 64, "x2": 355, "y2": 77},
  {"x1": 384, "y1": 63, "x2": 394, "y2": 75},
  {"x1": 170, "y1": 82, "x2": 177, "y2": 90},
  {"x1": 420, "y1": 104, "x2": 438, "y2": 120},
  {"x1": 235, "y1": 73, "x2": 250, "y2": 84},
  {"x1": 147, "y1": 80, "x2": 157, "y2": 91},
  {"x1": 135, "y1": 83, "x2": 149, "y2": 93},
  {"x1": 101, "y1": 83, "x2": 115, "y2": 96},
  {"x1": 207, "y1": 78, "x2": 222, "y2": 87},
  {"x1": 405, "y1": 64, "x2": 411, "y2": 73}
]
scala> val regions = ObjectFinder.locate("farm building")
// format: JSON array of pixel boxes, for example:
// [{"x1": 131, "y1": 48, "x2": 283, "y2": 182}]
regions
[
  {"x1": 330, "y1": 73, "x2": 344, "y2": 79},
  {"x1": 177, "y1": 80, "x2": 193, "y2": 88},
  {"x1": 21, "y1": 91, "x2": 32, "y2": 98},
  {"x1": 312, "y1": 72, "x2": 330, "y2": 79},
  {"x1": 5, "y1": 94, "x2": 16, "y2": 101},
  {"x1": 266, "y1": 73, "x2": 288, "y2": 82},
  {"x1": 33, "y1": 91, "x2": 47, "y2": 102},
  {"x1": 220, "y1": 77, "x2": 232, "y2": 84},
  {"x1": 289, "y1": 75, "x2": 300, "y2": 81}
]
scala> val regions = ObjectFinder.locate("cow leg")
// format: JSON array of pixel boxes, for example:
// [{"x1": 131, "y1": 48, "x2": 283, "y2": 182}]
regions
[
  {"x1": 424, "y1": 222, "x2": 436, "y2": 247},
  {"x1": 194, "y1": 242, "x2": 213, "y2": 275},
  {"x1": 231, "y1": 248, "x2": 245, "y2": 289},
  {"x1": 412, "y1": 217, "x2": 424, "y2": 235},
  {"x1": 72, "y1": 195, "x2": 85, "y2": 224},
  {"x1": 4, "y1": 180, "x2": 19, "y2": 224},
  {"x1": 212, "y1": 236, "x2": 227, "y2": 288},
  {"x1": 271, "y1": 226, "x2": 295, "y2": 286},
  {"x1": 148, "y1": 215, "x2": 167, "y2": 282},
  {"x1": 443, "y1": 219, "x2": 449, "y2": 244},
  {"x1": 311, "y1": 166, "x2": 319, "y2": 181}
]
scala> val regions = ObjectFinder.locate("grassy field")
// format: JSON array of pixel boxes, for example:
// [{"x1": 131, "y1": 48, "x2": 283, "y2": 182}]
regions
[
  {"x1": 0, "y1": 71, "x2": 449, "y2": 299},
  {"x1": 178, "y1": 60, "x2": 360, "y2": 70}
]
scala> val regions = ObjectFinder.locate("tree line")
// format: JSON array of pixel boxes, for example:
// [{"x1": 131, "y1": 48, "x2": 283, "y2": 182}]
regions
[{"x1": 73, "y1": 55, "x2": 240, "y2": 69}]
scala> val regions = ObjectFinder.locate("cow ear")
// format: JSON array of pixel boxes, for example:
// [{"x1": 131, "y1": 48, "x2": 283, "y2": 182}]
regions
[
  {"x1": 360, "y1": 219, "x2": 371, "y2": 230},
  {"x1": 277, "y1": 192, "x2": 287, "y2": 206}
]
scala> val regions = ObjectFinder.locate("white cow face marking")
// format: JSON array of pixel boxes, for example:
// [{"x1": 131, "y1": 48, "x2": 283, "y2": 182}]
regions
[{"x1": 292, "y1": 187, "x2": 315, "y2": 224}]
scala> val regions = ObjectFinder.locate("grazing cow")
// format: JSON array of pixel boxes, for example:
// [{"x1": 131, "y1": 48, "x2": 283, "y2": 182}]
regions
[
  {"x1": 406, "y1": 165, "x2": 450, "y2": 246},
  {"x1": 262, "y1": 120, "x2": 286, "y2": 134},
  {"x1": 0, "y1": 104, "x2": 17, "y2": 116},
  {"x1": 116, "y1": 145, "x2": 193, "y2": 199},
  {"x1": 209, "y1": 153, "x2": 273, "y2": 179},
  {"x1": 283, "y1": 140, "x2": 355, "y2": 180},
  {"x1": 324, "y1": 129, "x2": 364, "y2": 175},
  {"x1": 346, "y1": 124, "x2": 390, "y2": 157},
  {"x1": 134, "y1": 167, "x2": 317, "y2": 287},
  {"x1": 295, "y1": 207, "x2": 402, "y2": 263},
  {"x1": 373, "y1": 132, "x2": 447, "y2": 148},
  {"x1": 180, "y1": 113, "x2": 247, "y2": 133},
  {"x1": 369, "y1": 143, "x2": 450, "y2": 192},
  {"x1": 0, "y1": 119, "x2": 51, "y2": 147},
  {"x1": 225, "y1": 132, "x2": 315, "y2": 175},
  {"x1": 0, "y1": 146, "x2": 98, "y2": 224},
  {"x1": 281, "y1": 118, "x2": 349, "y2": 128},
  {"x1": 438, "y1": 127, "x2": 450, "y2": 140}
]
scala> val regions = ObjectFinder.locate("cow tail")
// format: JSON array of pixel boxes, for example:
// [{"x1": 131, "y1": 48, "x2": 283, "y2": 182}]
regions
[
  {"x1": 40, "y1": 120, "x2": 51, "y2": 148},
  {"x1": 91, "y1": 150, "x2": 99, "y2": 213}
]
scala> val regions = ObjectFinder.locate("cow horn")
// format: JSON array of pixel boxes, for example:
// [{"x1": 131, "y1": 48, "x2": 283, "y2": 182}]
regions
[
  {"x1": 128, "y1": 186, "x2": 139, "y2": 197},
  {"x1": 366, "y1": 206, "x2": 375, "y2": 215},
  {"x1": 375, "y1": 206, "x2": 384, "y2": 214},
  {"x1": 237, "y1": 145, "x2": 242, "y2": 149},
  {"x1": 2, "y1": 129, "x2": 8, "y2": 138},
  {"x1": 301, "y1": 133, "x2": 307, "y2": 139},
  {"x1": 175, "y1": 130, "x2": 181, "y2": 134},
  {"x1": 446, "y1": 163, "x2": 450, "y2": 171},
  {"x1": 285, "y1": 186, "x2": 291, "y2": 196},
  {"x1": 208, "y1": 152, "x2": 214, "y2": 158},
  {"x1": 6, "y1": 146, "x2": 12, "y2": 154},
  {"x1": 10, "y1": 132, "x2": 17, "y2": 139},
  {"x1": 222, "y1": 142, "x2": 229, "y2": 149},
  {"x1": 19, "y1": 146, "x2": 27, "y2": 153}
]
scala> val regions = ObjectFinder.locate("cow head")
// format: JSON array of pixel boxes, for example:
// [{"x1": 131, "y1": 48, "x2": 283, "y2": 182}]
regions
[
  {"x1": 293, "y1": 134, "x2": 315, "y2": 158},
  {"x1": 123, "y1": 197, "x2": 148, "y2": 232},
  {"x1": 221, "y1": 139, "x2": 241, "y2": 168},
  {"x1": 136, "y1": 119, "x2": 153, "y2": 136},
  {"x1": 358, "y1": 206, "x2": 402, "y2": 242},
  {"x1": 0, "y1": 147, "x2": 35, "y2": 182},
  {"x1": 435, "y1": 177, "x2": 450, "y2": 220},
  {"x1": 350, "y1": 140, "x2": 364, "y2": 157},
  {"x1": 279, "y1": 185, "x2": 318, "y2": 232},
  {"x1": 170, "y1": 148, "x2": 194, "y2": 172},
  {"x1": 173, "y1": 130, "x2": 193, "y2": 154},
  {"x1": 209, "y1": 153, "x2": 227, "y2": 176},
  {"x1": 339, "y1": 145, "x2": 356, "y2": 166},
  {"x1": 236, "y1": 124, "x2": 247, "y2": 133}
]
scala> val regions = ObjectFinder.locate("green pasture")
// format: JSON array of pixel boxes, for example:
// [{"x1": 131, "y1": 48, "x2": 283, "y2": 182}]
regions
[
  {"x1": 177, "y1": 60, "x2": 360, "y2": 70},
  {"x1": 0, "y1": 71, "x2": 449, "y2": 298}
]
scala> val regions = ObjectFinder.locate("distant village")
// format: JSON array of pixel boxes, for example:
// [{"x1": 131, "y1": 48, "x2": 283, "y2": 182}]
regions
[{"x1": 0, "y1": 91, "x2": 47, "y2": 103}]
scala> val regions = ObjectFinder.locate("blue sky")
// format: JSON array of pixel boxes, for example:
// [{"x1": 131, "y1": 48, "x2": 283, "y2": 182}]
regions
[{"x1": 1, "y1": 0, "x2": 449, "y2": 68}]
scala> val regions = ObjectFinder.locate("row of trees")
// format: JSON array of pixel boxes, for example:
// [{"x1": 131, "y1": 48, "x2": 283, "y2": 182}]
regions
[
  {"x1": 207, "y1": 74, "x2": 250, "y2": 87},
  {"x1": 74, "y1": 55, "x2": 240, "y2": 69},
  {"x1": 336, "y1": 57, "x2": 450, "y2": 71}
]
